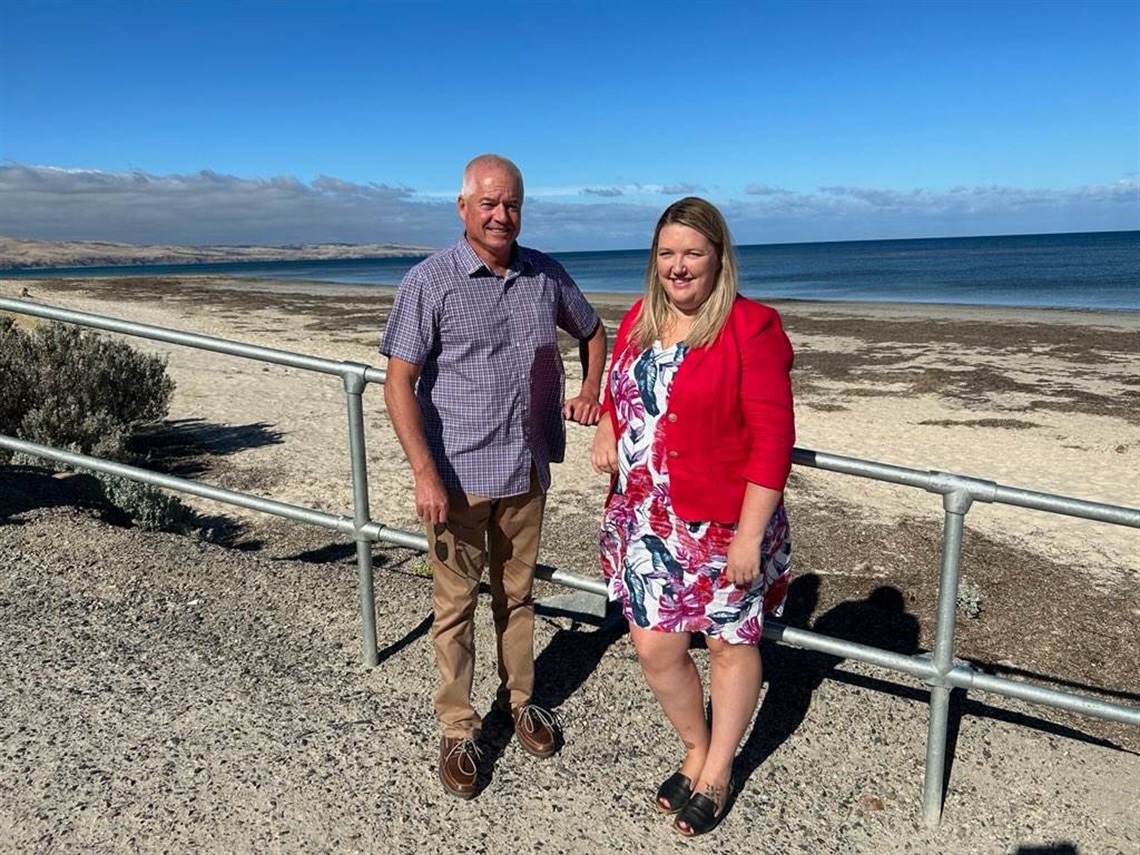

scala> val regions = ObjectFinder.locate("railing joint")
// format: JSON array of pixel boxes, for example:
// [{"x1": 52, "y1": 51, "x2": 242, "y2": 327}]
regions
[
  {"x1": 928, "y1": 471, "x2": 999, "y2": 513},
  {"x1": 927, "y1": 471, "x2": 998, "y2": 505},
  {"x1": 919, "y1": 653, "x2": 977, "y2": 687},
  {"x1": 341, "y1": 361, "x2": 370, "y2": 395}
]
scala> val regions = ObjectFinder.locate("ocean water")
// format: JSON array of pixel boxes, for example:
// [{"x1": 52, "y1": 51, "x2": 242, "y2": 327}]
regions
[
  {"x1": 560, "y1": 231, "x2": 1140, "y2": 310},
  {"x1": 7, "y1": 231, "x2": 1138, "y2": 311}
]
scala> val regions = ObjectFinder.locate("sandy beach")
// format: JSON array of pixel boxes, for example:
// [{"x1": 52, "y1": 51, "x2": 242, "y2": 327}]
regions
[{"x1": 1, "y1": 274, "x2": 1138, "y2": 854}]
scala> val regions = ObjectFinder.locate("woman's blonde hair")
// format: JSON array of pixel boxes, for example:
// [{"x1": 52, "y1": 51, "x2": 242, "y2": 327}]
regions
[{"x1": 632, "y1": 196, "x2": 739, "y2": 349}]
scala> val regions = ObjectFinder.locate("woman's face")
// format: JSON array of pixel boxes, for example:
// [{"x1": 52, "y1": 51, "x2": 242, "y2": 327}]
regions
[{"x1": 655, "y1": 223, "x2": 720, "y2": 315}]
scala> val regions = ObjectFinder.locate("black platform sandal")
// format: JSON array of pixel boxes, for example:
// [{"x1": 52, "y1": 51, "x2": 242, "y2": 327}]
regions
[
  {"x1": 654, "y1": 772, "x2": 692, "y2": 814},
  {"x1": 673, "y1": 781, "x2": 732, "y2": 837}
]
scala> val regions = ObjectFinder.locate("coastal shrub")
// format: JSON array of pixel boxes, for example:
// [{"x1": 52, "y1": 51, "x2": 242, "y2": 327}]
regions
[
  {"x1": 0, "y1": 317, "x2": 36, "y2": 441},
  {"x1": 956, "y1": 579, "x2": 984, "y2": 619},
  {"x1": 0, "y1": 319, "x2": 174, "y2": 461},
  {"x1": 7, "y1": 449, "x2": 197, "y2": 534},
  {"x1": 1, "y1": 318, "x2": 195, "y2": 533},
  {"x1": 94, "y1": 472, "x2": 196, "y2": 533}
]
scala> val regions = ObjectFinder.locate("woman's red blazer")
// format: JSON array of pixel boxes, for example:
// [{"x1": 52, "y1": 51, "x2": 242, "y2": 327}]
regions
[{"x1": 601, "y1": 296, "x2": 795, "y2": 524}]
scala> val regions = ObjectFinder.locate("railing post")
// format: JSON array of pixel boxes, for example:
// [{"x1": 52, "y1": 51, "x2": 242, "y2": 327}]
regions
[
  {"x1": 343, "y1": 365, "x2": 378, "y2": 667},
  {"x1": 922, "y1": 483, "x2": 973, "y2": 826}
]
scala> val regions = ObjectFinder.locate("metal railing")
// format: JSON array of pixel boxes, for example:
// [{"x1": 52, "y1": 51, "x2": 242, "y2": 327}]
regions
[{"x1": 1, "y1": 295, "x2": 1137, "y2": 828}]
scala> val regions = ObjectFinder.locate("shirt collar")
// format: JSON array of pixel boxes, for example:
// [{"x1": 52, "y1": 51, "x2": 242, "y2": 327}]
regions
[{"x1": 456, "y1": 237, "x2": 533, "y2": 278}]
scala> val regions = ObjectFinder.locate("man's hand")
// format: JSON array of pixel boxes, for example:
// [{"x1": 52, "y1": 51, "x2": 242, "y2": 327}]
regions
[
  {"x1": 566, "y1": 320, "x2": 606, "y2": 426},
  {"x1": 563, "y1": 392, "x2": 601, "y2": 425},
  {"x1": 413, "y1": 466, "x2": 449, "y2": 525}
]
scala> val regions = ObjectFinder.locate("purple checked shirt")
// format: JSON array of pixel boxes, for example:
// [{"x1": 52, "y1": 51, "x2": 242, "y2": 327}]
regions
[{"x1": 380, "y1": 238, "x2": 600, "y2": 499}]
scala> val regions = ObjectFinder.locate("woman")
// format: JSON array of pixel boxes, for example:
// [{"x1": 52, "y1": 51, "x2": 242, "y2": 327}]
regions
[{"x1": 592, "y1": 197, "x2": 794, "y2": 837}]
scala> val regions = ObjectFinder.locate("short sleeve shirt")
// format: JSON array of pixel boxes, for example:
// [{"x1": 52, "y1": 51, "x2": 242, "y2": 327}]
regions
[{"x1": 380, "y1": 238, "x2": 600, "y2": 498}]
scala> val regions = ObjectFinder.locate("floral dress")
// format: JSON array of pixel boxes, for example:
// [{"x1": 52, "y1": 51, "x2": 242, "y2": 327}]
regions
[{"x1": 599, "y1": 341, "x2": 792, "y2": 644}]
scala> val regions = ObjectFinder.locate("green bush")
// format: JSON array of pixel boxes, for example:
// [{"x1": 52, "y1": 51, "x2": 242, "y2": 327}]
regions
[
  {"x1": 0, "y1": 317, "x2": 36, "y2": 439},
  {"x1": 2, "y1": 317, "x2": 195, "y2": 534},
  {"x1": 8, "y1": 449, "x2": 198, "y2": 534},
  {"x1": 956, "y1": 579, "x2": 985, "y2": 619},
  {"x1": 0, "y1": 317, "x2": 174, "y2": 461},
  {"x1": 94, "y1": 472, "x2": 196, "y2": 533}
]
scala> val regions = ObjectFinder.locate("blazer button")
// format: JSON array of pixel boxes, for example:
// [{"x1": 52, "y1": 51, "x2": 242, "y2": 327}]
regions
[
  {"x1": 667, "y1": 413, "x2": 678, "y2": 422},
  {"x1": 667, "y1": 450, "x2": 678, "y2": 458}
]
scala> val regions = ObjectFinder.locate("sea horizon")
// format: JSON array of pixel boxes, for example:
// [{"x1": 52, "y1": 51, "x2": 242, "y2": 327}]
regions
[{"x1": 3, "y1": 229, "x2": 1138, "y2": 312}]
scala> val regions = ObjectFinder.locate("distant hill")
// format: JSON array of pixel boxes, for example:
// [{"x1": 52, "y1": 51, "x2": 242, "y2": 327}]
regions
[{"x1": 0, "y1": 237, "x2": 436, "y2": 270}]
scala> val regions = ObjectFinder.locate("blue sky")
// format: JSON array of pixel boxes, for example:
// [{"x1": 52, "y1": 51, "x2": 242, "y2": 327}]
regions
[{"x1": 1, "y1": 0, "x2": 1137, "y2": 251}]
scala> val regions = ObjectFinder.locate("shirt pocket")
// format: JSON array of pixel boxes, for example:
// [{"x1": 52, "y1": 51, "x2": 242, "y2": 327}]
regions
[{"x1": 507, "y1": 279, "x2": 558, "y2": 351}]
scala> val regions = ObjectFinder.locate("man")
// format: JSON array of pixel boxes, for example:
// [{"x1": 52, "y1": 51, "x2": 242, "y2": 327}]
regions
[{"x1": 380, "y1": 154, "x2": 606, "y2": 799}]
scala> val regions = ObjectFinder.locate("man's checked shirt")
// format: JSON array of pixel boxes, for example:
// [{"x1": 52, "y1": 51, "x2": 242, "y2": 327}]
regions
[{"x1": 380, "y1": 238, "x2": 600, "y2": 499}]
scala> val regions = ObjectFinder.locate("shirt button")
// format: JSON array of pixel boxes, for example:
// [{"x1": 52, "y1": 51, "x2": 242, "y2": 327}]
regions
[
  {"x1": 667, "y1": 413, "x2": 677, "y2": 422},
  {"x1": 667, "y1": 450, "x2": 678, "y2": 458}
]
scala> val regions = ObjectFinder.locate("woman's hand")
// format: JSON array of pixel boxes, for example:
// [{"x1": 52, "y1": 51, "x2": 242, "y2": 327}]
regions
[
  {"x1": 591, "y1": 417, "x2": 618, "y2": 474},
  {"x1": 724, "y1": 483, "x2": 783, "y2": 586},
  {"x1": 724, "y1": 530, "x2": 762, "y2": 586}
]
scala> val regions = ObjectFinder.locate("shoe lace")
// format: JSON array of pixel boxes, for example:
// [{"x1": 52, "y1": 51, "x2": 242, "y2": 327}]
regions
[
  {"x1": 445, "y1": 737, "x2": 483, "y2": 775},
  {"x1": 516, "y1": 704, "x2": 559, "y2": 734}
]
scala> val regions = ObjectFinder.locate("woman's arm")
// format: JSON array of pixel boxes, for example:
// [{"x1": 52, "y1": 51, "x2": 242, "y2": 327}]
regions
[
  {"x1": 739, "y1": 306, "x2": 795, "y2": 491},
  {"x1": 724, "y1": 304, "x2": 795, "y2": 585},
  {"x1": 593, "y1": 300, "x2": 641, "y2": 473}
]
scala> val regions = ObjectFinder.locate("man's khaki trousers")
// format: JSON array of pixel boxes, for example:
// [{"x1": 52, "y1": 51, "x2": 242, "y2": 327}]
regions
[{"x1": 427, "y1": 468, "x2": 546, "y2": 738}]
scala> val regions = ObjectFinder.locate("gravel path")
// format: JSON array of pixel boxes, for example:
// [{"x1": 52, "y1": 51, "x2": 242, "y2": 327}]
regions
[{"x1": 2, "y1": 500, "x2": 1136, "y2": 855}]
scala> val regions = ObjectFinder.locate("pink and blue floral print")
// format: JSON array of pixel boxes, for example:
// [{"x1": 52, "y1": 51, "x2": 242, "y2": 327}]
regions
[{"x1": 599, "y1": 341, "x2": 792, "y2": 644}]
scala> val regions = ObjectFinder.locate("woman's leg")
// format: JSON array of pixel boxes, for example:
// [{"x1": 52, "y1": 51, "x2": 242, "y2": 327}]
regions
[
  {"x1": 687, "y1": 637, "x2": 761, "y2": 810},
  {"x1": 629, "y1": 625, "x2": 709, "y2": 784}
]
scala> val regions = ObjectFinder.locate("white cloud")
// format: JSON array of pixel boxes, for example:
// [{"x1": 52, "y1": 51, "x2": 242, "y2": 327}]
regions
[
  {"x1": 721, "y1": 179, "x2": 1140, "y2": 243},
  {"x1": 659, "y1": 182, "x2": 703, "y2": 195},
  {"x1": 0, "y1": 164, "x2": 454, "y2": 246},
  {"x1": 0, "y1": 164, "x2": 1136, "y2": 251},
  {"x1": 580, "y1": 187, "x2": 625, "y2": 198},
  {"x1": 744, "y1": 184, "x2": 794, "y2": 196}
]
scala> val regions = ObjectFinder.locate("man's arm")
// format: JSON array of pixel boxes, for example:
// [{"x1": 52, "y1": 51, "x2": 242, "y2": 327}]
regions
[
  {"x1": 562, "y1": 319, "x2": 607, "y2": 426},
  {"x1": 383, "y1": 356, "x2": 449, "y2": 524}
]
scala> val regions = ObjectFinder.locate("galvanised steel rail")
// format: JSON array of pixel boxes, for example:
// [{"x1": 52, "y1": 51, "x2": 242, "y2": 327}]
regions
[{"x1": 1, "y1": 295, "x2": 1137, "y2": 827}]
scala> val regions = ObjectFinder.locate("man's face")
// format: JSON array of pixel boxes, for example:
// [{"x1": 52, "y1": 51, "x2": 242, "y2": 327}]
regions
[{"x1": 458, "y1": 164, "x2": 522, "y2": 267}]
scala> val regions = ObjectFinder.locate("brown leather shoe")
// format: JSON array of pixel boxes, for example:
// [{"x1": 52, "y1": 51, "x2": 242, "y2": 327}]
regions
[
  {"x1": 510, "y1": 704, "x2": 558, "y2": 758},
  {"x1": 439, "y1": 735, "x2": 481, "y2": 799}
]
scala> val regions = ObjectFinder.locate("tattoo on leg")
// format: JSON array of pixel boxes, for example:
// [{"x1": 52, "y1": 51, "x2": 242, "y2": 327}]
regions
[{"x1": 702, "y1": 782, "x2": 725, "y2": 806}]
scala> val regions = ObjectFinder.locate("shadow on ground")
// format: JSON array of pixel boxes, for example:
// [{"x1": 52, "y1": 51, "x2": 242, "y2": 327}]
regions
[
  {"x1": 131, "y1": 417, "x2": 284, "y2": 476},
  {"x1": 731, "y1": 573, "x2": 1137, "y2": 817}
]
